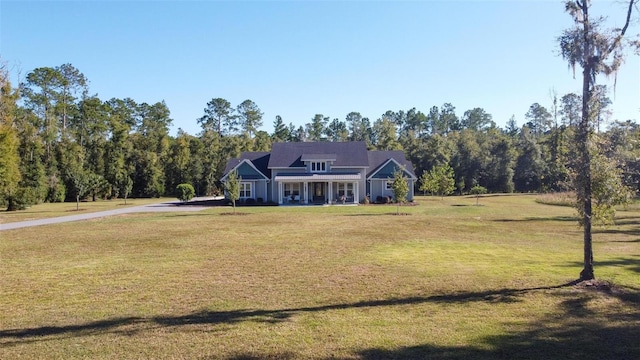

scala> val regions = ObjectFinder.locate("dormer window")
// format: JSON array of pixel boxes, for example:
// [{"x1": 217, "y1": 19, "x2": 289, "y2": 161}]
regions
[
  {"x1": 311, "y1": 161, "x2": 327, "y2": 172},
  {"x1": 301, "y1": 153, "x2": 335, "y2": 173}
]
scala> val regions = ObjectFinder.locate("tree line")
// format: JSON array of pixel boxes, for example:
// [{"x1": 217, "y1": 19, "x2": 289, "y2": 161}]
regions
[{"x1": 1, "y1": 62, "x2": 638, "y2": 211}]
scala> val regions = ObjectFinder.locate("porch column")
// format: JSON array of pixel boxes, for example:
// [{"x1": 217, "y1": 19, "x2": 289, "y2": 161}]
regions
[
  {"x1": 278, "y1": 182, "x2": 283, "y2": 205},
  {"x1": 353, "y1": 182, "x2": 358, "y2": 204},
  {"x1": 303, "y1": 182, "x2": 308, "y2": 204},
  {"x1": 328, "y1": 182, "x2": 333, "y2": 204}
]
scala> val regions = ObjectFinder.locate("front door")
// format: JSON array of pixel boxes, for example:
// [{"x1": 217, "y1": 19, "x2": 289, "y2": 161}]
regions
[{"x1": 312, "y1": 182, "x2": 325, "y2": 203}]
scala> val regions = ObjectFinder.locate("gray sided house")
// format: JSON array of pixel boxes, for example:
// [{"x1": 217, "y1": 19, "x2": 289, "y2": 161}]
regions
[{"x1": 221, "y1": 141, "x2": 416, "y2": 205}]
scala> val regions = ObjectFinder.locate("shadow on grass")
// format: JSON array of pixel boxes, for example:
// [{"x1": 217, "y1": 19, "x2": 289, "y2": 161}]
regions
[
  {"x1": 594, "y1": 227, "x2": 640, "y2": 237},
  {"x1": 596, "y1": 256, "x2": 640, "y2": 274},
  {"x1": 0, "y1": 281, "x2": 581, "y2": 345},
  {"x1": 225, "y1": 288, "x2": 639, "y2": 360},
  {"x1": 221, "y1": 286, "x2": 640, "y2": 360},
  {"x1": 564, "y1": 257, "x2": 640, "y2": 276},
  {"x1": 345, "y1": 213, "x2": 412, "y2": 217},
  {"x1": 353, "y1": 287, "x2": 640, "y2": 359},
  {"x1": 345, "y1": 213, "x2": 390, "y2": 217},
  {"x1": 353, "y1": 318, "x2": 640, "y2": 360},
  {"x1": 493, "y1": 216, "x2": 577, "y2": 222},
  {"x1": 4, "y1": 281, "x2": 639, "y2": 359}
]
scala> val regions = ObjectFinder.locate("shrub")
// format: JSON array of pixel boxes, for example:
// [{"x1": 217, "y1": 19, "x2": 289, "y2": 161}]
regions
[
  {"x1": 375, "y1": 196, "x2": 391, "y2": 204},
  {"x1": 46, "y1": 182, "x2": 66, "y2": 203},
  {"x1": 245, "y1": 198, "x2": 256, "y2": 205},
  {"x1": 4, "y1": 187, "x2": 36, "y2": 211},
  {"x1": 176, "y1": 183, "x2": 196, "y2": 202}
]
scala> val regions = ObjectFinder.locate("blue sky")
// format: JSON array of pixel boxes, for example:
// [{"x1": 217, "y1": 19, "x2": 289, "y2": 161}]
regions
[{"x1": 2, "y1": 0, "x2": 638, "y2": 136}]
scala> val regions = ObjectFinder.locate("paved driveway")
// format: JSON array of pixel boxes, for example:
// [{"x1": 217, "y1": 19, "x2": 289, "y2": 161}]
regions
[{"x1": 0, "y1": 198, "x2": 217, "y2": 231}]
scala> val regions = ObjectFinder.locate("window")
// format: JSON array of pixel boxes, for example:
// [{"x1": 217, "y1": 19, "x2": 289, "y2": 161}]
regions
[
  {"x1": 311, "y1": 161, "x2": 327, "y2": 172},
  {"x1": 240, "y1": 182, "x2": 252, "y2": 199},
  {"x1": 336, "y1": 183, "x2": 354, "y2": 197},
  {"x1": 284, "y1": 183, "x2": 300, "y2": 197},
  {"x1": 385, "y1": 181, "x2": 394, "y2": 190}
]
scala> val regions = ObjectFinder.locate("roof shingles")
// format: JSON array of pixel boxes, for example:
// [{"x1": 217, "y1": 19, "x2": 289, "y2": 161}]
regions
[
  {"x1": 223, "y1": 143, "x2": 415, "y2": 181},
  {"x1": 268, "y1": 142, "x2": 369, "y2": 168}
]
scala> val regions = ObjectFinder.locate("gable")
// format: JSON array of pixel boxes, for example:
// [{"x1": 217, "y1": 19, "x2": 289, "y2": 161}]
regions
[
  {"x1": 222, "y1": 152, "x2": 270, "y2": 181},
  {"x1": 235, "y1": 161, "x2": 267, "y2": 180},
  {"x1": 368, "y1": 159, "x2": 413, "y2": 179},
  {"x1": 367, "y1": 151, "x2": 416, "y2": 179}
]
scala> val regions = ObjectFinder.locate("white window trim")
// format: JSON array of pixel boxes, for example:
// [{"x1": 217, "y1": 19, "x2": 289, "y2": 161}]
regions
[
  {"x1": 240, "y1": 182, "x2": 253, "y2": 199},
  {"x1": 283, "y1": 183, "x2": 300, "y2": 197},
  {"x1": 385, "y1": 180, "x2": 394, "y2": 190},
  {"x1": 310, "y1": 161, "x2": 327, "y2": 173},
  {"x1": 336, "y1": 182, "x2": 354, "y2": 197}
]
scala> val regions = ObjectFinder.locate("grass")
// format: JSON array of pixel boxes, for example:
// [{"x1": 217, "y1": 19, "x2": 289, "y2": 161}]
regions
[
  {"x1": 0, "y1": 197, "x2": 174, "y2": 224},
  {"x1": 536, "y1": 191, "x2": 576, "y2": 207},
  {"x1": 1, "y1": 194, "x2": 639, "y2": 359}
]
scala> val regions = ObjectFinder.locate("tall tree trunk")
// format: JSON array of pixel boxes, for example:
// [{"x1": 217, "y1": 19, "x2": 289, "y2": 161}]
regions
[
  {"x1": 578, "y1": 1, "x2": 594, "y2": 281},
  {"x1": 6, "y1": 197, "x2": 17, "y2": 211},
  {"x1": 578, "y1": 85, "x2": 594, "y2": 280}
]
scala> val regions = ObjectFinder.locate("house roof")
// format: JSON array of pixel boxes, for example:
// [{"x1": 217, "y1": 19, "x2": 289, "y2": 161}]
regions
[
  {"x1": 300, "y1": 153, "x2": 337, "y2": 162},
  {"x1": 268, "y1": 142, "x2": 369, "y2": 168},
  {"x1": 221, "y1": 144, "x2": 417, "y2": 182},
  {"x1": 223, "y1": 152, "x2": 271, "y2": 179},
  {"x1": 367, "y1": 151, "x2": 417, "y2": 179}
]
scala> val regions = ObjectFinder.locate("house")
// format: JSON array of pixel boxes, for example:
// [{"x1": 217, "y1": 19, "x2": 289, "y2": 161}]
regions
[{"x1": 221, "y1": 141, "x2": 417, "y2": 205}]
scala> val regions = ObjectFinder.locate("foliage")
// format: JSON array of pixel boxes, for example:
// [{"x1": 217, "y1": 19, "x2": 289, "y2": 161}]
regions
[
  {"x1": 572, "y1": 145, "x2": 633, "y2": 226},
  {"x1": 225, "y1": 170, "x2": 241, "y2": 213},
  {"x1": 5, "y1": 60, "x2": 640, "y2": 225},
  {"x1": 558, "y1": 0, "x2": 638, "y2": 281},
  {"x1": 198, "y1": 98, "x2": 236, "y2": 134},
  {"x1": 524, "y1": 103, "x2": 552, "y2": 136},
  {"x1": 513, "y1": 127, "x2": 546, "y2": 192},
  {"x1": 306, "y1": 114, "x2": 329, "y2": 141},
  {"x1": 116, "y1": 175, "x2": 134, "y2": 205},
  {"x1": 176, "y1": 183, "x2": 196, "y2": 202},
  {"x1": 470, "y1": 185, "x2": 487, "y2": 205},
  {"x1": 46, "y1": 175, "x2": 66, "y2": 203},
  {"x1": 373, "y1": 116, "x2": 401, "y2": 150},
  {"x1": 67, "y1": 168, "x2": 90, "y2": 211},
  {"x1": 0, "y1": 63, "x2": 22, "y2": 210},
  {"x1": 419, "y1": 163, "x2": 455, "y2": 198},
  {"x1": 391, "y1": 168, "x2": 409, "y2": 214},
  {"x1": 236, "y1": 99, "x2": 263, "y2": 138}
]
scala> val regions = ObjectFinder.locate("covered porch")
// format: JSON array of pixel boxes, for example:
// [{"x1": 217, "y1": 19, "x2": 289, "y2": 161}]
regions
[{"x1": 274, "y1": 174, "x2": 361, "y2": 205}]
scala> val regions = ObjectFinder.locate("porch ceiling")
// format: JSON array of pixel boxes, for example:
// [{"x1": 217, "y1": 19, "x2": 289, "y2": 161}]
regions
[{"x1": 274, "y1": 173, "x2": 361, "y2": 181}]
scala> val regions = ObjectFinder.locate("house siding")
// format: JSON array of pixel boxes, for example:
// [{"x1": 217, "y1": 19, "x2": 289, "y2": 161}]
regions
[
  {"x1": 223, "y1": 142, "x2": 415, "y2": 206},
  {"x1": 235, "y1": 162, "x2": 265, "y2": 179}
]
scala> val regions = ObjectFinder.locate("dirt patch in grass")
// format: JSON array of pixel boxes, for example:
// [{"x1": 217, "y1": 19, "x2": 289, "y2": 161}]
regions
[{"x1": 573, "y1": 279, "x2": 624, "y2": 294}]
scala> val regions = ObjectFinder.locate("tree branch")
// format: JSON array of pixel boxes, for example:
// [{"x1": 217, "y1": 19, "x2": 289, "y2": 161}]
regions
[{"x1": 606, "y1": 0, "x2": 637, "y2": 55}]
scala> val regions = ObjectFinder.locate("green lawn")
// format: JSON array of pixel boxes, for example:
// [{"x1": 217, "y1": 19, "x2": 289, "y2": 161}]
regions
[{"x1": 1, "y1": 195, "x2": 638, "y2": 359}]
